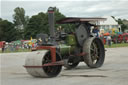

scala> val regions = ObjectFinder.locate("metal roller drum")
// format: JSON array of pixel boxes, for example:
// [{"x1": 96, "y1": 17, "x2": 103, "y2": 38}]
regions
[
  {"x1": 25, "y1": 50, "x2": 62, "y2": 77},
  {"x1": 25, "y1": 50, "x2": 49, "y2": 77}
]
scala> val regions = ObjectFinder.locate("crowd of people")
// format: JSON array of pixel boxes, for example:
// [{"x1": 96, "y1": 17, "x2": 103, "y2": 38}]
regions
[
  {"x1": 1, "y1": 42, "x2": 38, "y2": 53},
  {"x1": 1, "y1": 25, "x2": 114, "y2": 53},
  {"x1": 92, "y1": 26, "x2": 112, "y2": 46}
]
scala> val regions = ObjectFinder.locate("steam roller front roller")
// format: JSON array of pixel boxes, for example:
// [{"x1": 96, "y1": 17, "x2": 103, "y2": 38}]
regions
[
  {"x1": 25, "y1": 50, "x2": 62, "y2": 77},
  {"x1": 83, "y1": 37, "x2": 105, "y2": 68}
]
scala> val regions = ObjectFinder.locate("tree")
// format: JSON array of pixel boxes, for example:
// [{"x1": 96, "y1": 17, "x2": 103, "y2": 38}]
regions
[
  {"x1": 13, "y1": 7, "x2": 29, "y2": 39},
  {"x1": 24, "y1": 12, "x2": 48, "y2": 39},
  {"x1": 0, "y1": 18, "x2": 3, "y2": 38},
  {"x1": 117, "y1": 18, "x2": 123, "y2": 25},
  {"x1": 0, "y1": 19, "x2": 17, "y2": 42},
  {"x1": 53, "y1": 7, "x2": 75, "y2": 33},
  {"x1": 121, "y1": 24, "x2": 127, "y2": 32},
  {"x1": 24, "y1": 7, "x2": 76, "y2": 39},
  {"x1": 111, "y1": 16, "x2": 117, "y2": 22},
  {"x1": 0, "y1": 18, "x2": 2, "y2": 21},
  {"x1": 117, "y1": 18, "x2": 128, "y2": 32},
  {"x1": 24, "y1": 7, "x2": 66, "y2": 39}
]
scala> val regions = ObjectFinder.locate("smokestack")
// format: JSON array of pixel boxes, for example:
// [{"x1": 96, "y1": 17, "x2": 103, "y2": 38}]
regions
[{"x1": 48, "y1": 7, "x2": 55, "y2": 39}]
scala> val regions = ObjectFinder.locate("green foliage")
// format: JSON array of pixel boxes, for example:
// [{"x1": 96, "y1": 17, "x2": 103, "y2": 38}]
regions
[
  {"x1": 117, "y1": 18, "x2": 128, "y2": 32},
  {"x1": 13, "y1": 7, "x2": 29, "y2": 39},
  {"x1": 117, "y1": 18, "x2": 123, "y2": 24},
  {"x1": 0, "y1": 18, "x2": 2, "y2": 21},
  {"x1": 24, "y1": 12, "x2": 48, "y2": 39},
  {"x1": 105, "y1": 43, "x2": 128, "y2": 48},
  {"x1": 121, "y1": 24, "x2": 128, "y2": 32},
  {"x1": 13, "y1": 7, "x2": 28, "y2": 28},
  {"x1": 1, "y1": 7, "x2": 76, "y2": 41},
  {"x1": 24, "y1": 7, "x2": 75, "y2": 39},
  {"x1": 53, "y1": 7, "x2": 75, "y2": 33},
  {"x1": 0, "y1": 19, "x2": 17, "y2": 42}
]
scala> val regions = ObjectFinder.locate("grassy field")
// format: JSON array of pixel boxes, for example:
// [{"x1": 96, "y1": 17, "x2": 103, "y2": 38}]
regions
[
  {"x1": 105, "y1": 43, "x2": 128, "y2": 48},
  {"x1": 0, "y1": 48, "x2": 31, "y2": 53}
]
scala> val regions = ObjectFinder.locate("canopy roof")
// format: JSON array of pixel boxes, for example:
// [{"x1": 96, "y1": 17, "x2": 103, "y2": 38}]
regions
[{"x1": 56, "y1": 17, "x2": 106, "y2": 24}]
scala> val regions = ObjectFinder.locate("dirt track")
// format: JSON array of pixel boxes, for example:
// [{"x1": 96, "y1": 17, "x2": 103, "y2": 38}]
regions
[{"x1": 1, "y1": 47, "x2": 128, "y2": 85}]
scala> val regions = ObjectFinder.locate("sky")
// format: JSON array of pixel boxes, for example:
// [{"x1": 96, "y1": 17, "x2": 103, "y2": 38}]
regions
[{"x1": 1, "y1": 0, "x2": 128, "y2": 22}]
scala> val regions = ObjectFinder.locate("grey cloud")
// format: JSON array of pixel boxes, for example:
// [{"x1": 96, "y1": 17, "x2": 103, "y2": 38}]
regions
[{"x1": 1, "y1": 0, "x2": 128, "y2": 22}]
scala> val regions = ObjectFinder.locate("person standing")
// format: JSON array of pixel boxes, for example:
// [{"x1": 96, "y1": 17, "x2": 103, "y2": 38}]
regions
[
  {"x1": 92, "y1": 26, "x2": 99, "y2": 37},
  {"x1": 107, "y1": 35, "x2": 112, "y2": 47},
  {"x1": 2, "y1": 42, "x2": 5, "y2": 53}
]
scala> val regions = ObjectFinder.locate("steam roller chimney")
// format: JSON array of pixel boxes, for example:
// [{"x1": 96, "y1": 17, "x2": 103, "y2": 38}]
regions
[{"x1": 48, "y1": 7, "x2": 55, "y2": 40}]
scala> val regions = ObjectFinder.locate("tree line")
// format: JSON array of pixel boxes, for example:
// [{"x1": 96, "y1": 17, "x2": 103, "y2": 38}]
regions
[
  {"x1": 0, "y1": 7, "x2": 75, "y2": 42},
  {"x1": 0, "y1": 7, "x2": 128, "y2": 42}
]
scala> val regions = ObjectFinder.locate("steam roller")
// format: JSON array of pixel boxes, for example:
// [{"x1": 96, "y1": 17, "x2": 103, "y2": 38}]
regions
[{"x1": 24, "y1": 7, "x2": 106, "y2": 78}]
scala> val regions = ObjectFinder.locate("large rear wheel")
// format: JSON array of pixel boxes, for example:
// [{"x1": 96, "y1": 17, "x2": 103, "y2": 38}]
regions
[{"x1": 83, "y1": 37, "x2": 105, "y2": 68}]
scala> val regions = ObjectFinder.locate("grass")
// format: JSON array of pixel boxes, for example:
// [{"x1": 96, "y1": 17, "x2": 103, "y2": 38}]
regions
[
  {"x1": 105, "y1": 43, "x2": 128, "y2": 48},
  {"x1": 0, "y1": 48, "x2": 31, "y2": 53}
]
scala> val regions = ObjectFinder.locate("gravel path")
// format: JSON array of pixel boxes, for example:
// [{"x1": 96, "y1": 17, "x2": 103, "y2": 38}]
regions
[{"x1": 1, "y1": 47, "x2": 128, "y2": 85}]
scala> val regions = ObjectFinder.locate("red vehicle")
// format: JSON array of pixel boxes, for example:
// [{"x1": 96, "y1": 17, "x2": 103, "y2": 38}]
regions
[
  {"x1": 112, "y1": 33, "x2": 128, "y2": 43},
  {"x1": 117, "y1": 34, "x2": 123, "y2": 43},
  {"x1": 0, "y1": 41, "x2": 5, "y2": 48},
  {"x1": 122, "y1": 33, "x2": 128, "y2": 43}
]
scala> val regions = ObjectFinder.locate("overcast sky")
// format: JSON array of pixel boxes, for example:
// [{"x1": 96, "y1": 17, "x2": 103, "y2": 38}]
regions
[{"x1": 1, "y1": 0, "x2": 128, "y2": 22}]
